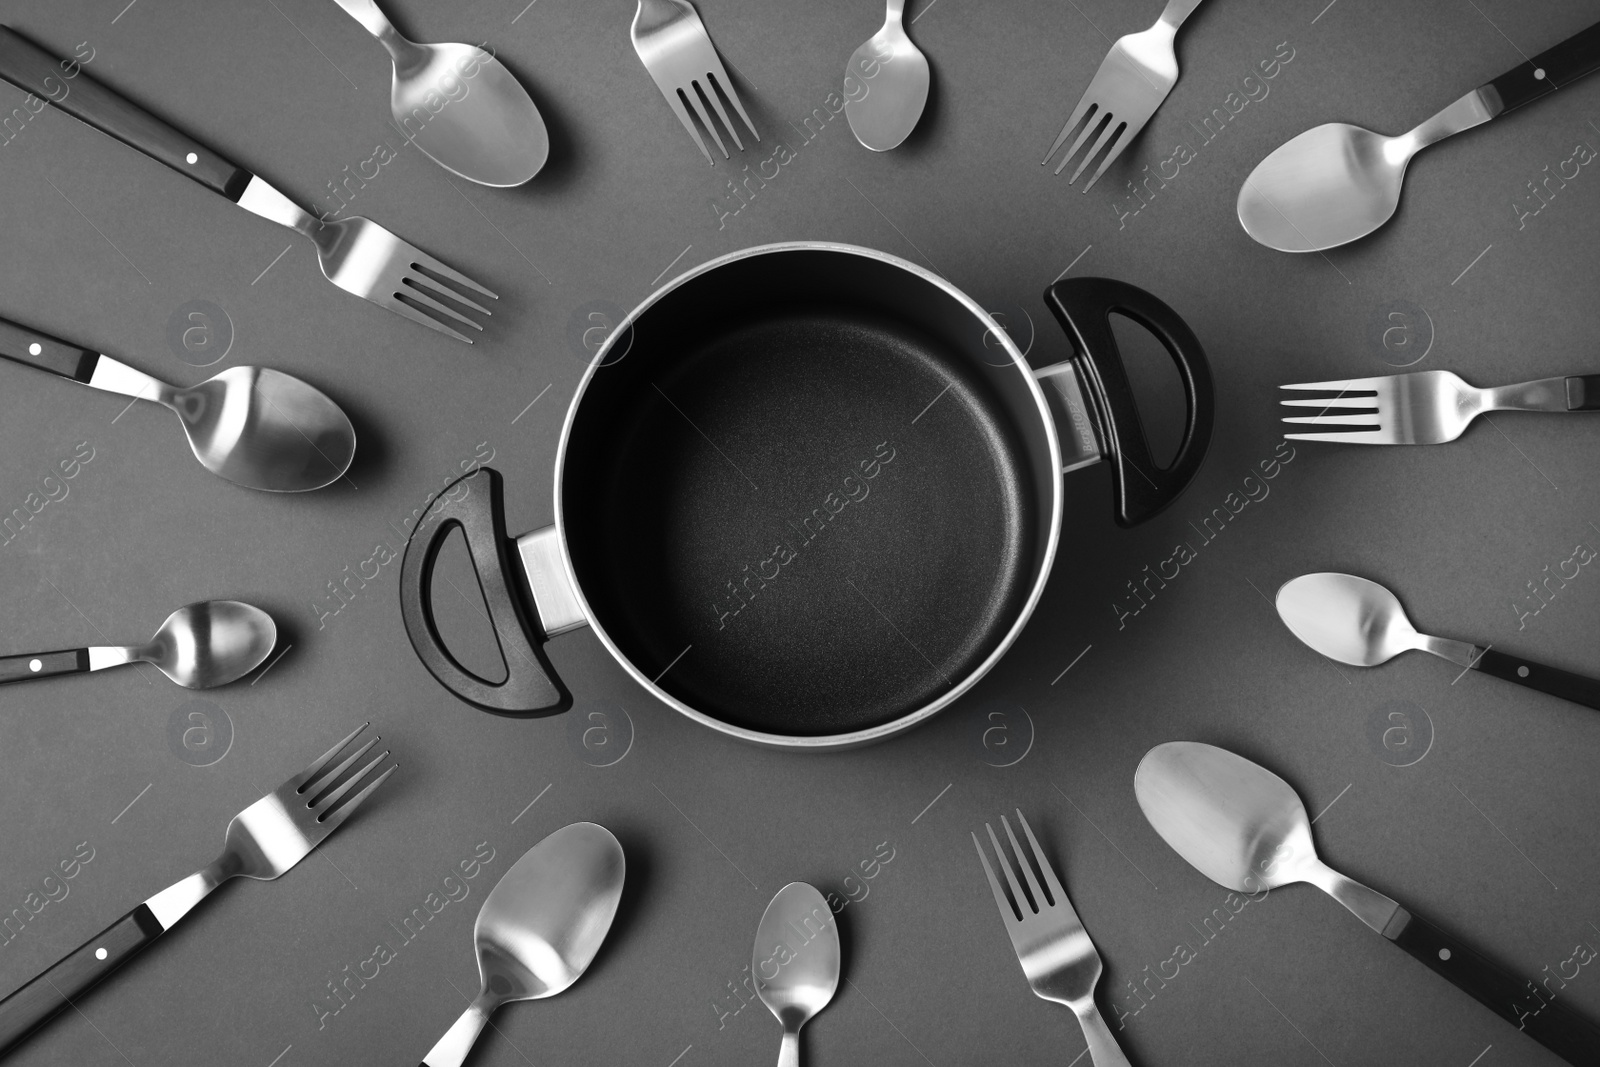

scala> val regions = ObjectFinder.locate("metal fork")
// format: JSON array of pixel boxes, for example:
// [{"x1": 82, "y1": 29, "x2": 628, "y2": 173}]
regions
[
  {"x1": 1043, "y1": 0, "x2": 1206, "y2": 190},
  {"x1": 0, "y1": 723, "x2": 395, "y2": 1057},
  {"x1": 974, "y1": 811, "x2": 1132, "y2": 1067},
  {"x1": 0, "y1": 26, "x2": 496, "y2": 344},
  {"x1": 631, "y1": 0, "x2": 759, "y2": 165},
  {"x1": 1281, "y1": 370, "x2": 1600, "y2": 444}
]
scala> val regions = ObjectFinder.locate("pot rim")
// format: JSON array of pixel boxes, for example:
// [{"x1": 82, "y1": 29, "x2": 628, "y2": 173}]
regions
[{"x1": 551, "y1": 242, "x2": 1065, "y2": 751}]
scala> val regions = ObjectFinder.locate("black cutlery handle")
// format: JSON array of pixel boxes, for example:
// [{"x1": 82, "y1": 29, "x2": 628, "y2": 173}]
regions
[
  {"x1": 0, "y1": 649, "x2": 88, "y2": 684},
  {"x1": 0, "y1": 316, "x2": 99, "y2": 382},
  {"x1": 0, "y1": 905, "x2": 163, "y2": 1057},
  {"x1": 1486, "y1": 20, "x2": 1600, "y2": 114},
  {"x1": 1387, "y1": 908, "x2": 1600, "y2": 1064},
  {"x1": 398, "y1": 467, "x2": 569, "y2": 716},
  {"x1": 1474, "y1": 648, "x2": 1600, "y2": 711},
  {"x1": 0, "y1": 26, "x2": 252, "y2": 200},
  {"x1": 1564, "y1": 375, "x2": 1600, "y2": 411}
]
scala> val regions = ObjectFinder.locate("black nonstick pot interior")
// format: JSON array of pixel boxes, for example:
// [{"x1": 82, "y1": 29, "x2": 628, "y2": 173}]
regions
[{"x1": 561, "y1": 249, "x2": 1057, "y2": 736}]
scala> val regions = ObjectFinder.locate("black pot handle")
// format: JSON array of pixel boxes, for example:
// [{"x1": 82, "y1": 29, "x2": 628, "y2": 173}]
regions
[
  {"x1": 397, "y1": 467, "x2": 568, "y2": 716},
  {"x1": 1043, "y1": 277, "x2": 1214, "y2": 527}
]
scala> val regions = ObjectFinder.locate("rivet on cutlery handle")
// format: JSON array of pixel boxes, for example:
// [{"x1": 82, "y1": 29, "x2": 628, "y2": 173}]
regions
[
  {"x1": 0, "y1": 26, "x2": 252, "y2": 198},
  {"x1": 1473, "y1": 649, "x2": 1600, "y2": 712},
  {"x1": 0, "y1": 650, "x2": 88, "y2": 684},
  {"x1": 1485, "y1": 20, "x2": 1600, "y2": 114},
  {"x1": 1385, "y1": 907, "x2": 1600, "y2": 1064},
  {"x1": 0, "y1": 905, "x2": 163, "y2": 1056}
]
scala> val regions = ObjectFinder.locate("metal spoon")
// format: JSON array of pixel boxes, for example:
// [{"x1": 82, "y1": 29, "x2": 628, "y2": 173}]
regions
[
  {"x1": 332, "y1": 0, "x2": 548, "y2": 186},
  {"x1": 1276, "y1": 572, "x2": 1600, "y2": 711},
  {"x1": 1135, "y1": 741, "x2": 1600, "y2": 1062},
  {"x1": 753, "y1": 882, "x2": 840, "y2": 1067},
  {"x1": 0, "y1": 317, "x2": 355, "y2": 492},
  {"x1": 420, "y1": 822, "x2": 625, "y2": 1067},
  {"x1": 1238, "y1": 21, "x2": 1600, "y2": 252},
  {"x1": 0, "y1": 601, "x2": 277, "y2": 688},
  {"x1": 843, "y1": 0, "x2": 930, "y2": 152}
]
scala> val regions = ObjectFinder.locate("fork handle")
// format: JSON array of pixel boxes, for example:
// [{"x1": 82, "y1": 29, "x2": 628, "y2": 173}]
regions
[
  {"x1": 1157, "y1": 0, "x2": 1206, "y2": 30},
  {"x1": 1485, "y1": 20, "x2": 1600, "y2": 114},
  {"x1": 0, "y1": 27, "x2": 252, "y2": 200},
  {"x1": 1474, "y1": 648, "x2": 1600, "y2": 711},
  {"x1": 1073, "y1": 1001, "x2": 1134, "y2": 1067},
  {"x1": 1484, "y1": 376, "x2": 1600, "y2": 412},
  {"x1": 0, "y1": 904, "x2": 163, "y2": 1057}
]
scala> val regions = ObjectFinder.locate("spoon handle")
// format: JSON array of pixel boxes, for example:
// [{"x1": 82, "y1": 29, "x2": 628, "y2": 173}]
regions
[
  {"x1": 1386, "y1": 907, "x2": 1600, "y2": 1064},
  {"x1": 0, "y1": 27, "x2": 252, "y2": 199},
  {"x1": 0, "y1": 317, "x2": 98, "y2": 383},
  {"x1": 0, "y1": 650, "x2": 88, "y2": 684},
  {"x1": 1474, "y1": 649, "x2": 1600, "y2": 711},
  {"x1": 1484, "y1": 20, "x2": 1600, "y2": 115}
]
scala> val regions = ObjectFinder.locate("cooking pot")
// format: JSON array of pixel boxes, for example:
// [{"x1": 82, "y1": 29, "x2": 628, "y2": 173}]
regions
[{"x1": 399, "y1": 243, "x2": 1212, "y2": 749}]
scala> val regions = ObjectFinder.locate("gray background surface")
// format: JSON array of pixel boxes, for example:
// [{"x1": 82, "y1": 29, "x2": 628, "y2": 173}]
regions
[{"x1": 0, "y1": 0, "x2": 1597, "y2": 1064}]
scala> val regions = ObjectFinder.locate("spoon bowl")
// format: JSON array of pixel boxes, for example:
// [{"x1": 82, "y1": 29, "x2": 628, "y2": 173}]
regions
[
  {"x1": 843, "y1": 2, "x2": 930, "y2": 152},
  {"x1": 1275, "y1": 571, "x2": 1422, "y2": 666},
  {"x1": 170, "y1": 367, "x2": 355, "y2": 493},
  {"x1": 421, "y1": 823, "x2": 625, "y2": 1067},
  {"x1": 141, "y1": 601, "x2": 278, "y2": 688},
  {"x1": 390, "y1": 41, "x2": 549, "y2": 186},
  {"x1": 754, "y1": 882, "x2": 839, "y2": 1064},
  {"x1": 1237, "y1": 123, "x2": 1409, "y2": 253}
]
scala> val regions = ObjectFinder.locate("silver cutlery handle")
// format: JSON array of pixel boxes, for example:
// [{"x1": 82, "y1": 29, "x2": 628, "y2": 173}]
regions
[
  {"x1": 329, "y1": 0, "x2": 393, "y2": 38},
  {"x1": 1073, "y1": 1001, "x2": 1133, "y2": 1067},
  {"x1": 420, "y1": 998, "x2": 494, "y2": 1067},
  {"x1": 1158, "y1": 0, "x2": 1205, "y2": 31},
  {"x1": 777, "y1": 1027, "x2": 800, "y2": 1067},
  {"x1": 1486, "y1": 375, "x2": 1600, "y2": 413}
]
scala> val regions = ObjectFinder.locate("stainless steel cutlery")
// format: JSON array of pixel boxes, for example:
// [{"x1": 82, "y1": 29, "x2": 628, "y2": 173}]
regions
[
  {"x1": 843, "y1": 0, "x2": 929, "y2": 152},
  {"x1": 1277, "y1": 572, "x2": 1600, "y2": 712},
  {"x1": 752, "y1": 882, "x2": 839, "y2": 1067},
  {"x1": 330, "y1": 0, "x2": 549, "y2": 186},
  {"x1": 1240, "y1": 20, "x2": 1600, "y2": 251},
  {"x1": 632, "y1": 0, "x2": 759, "y2": 165},
  {"x1": 974, "y1": 811, "x2": 1130, "y2": 1067},
  {"x1": 1044, "y1": 0, "x2": 1207, "y2": 190},
  {"x1": 0, "y1": 315, "x2": 356, "y2": 491},
  {"x1": 0, "y1": 26, "x2": 498, "y2": 343},
  {"x1": 420, "y1": 823, "x2": 624, "y2": 1067},
  {"x1": 0, "y1": 723, "x2": 394, "y2": 1057},
  {"x1": 1282, "y1": 369, "x2": 1600, "y2": 445},
  {"x1": 1137, "y1": 741, "x2": 1600, "y2": 1065},
  {"x1": 0, "y1": 600, "x2": 276, "y2": 689}
]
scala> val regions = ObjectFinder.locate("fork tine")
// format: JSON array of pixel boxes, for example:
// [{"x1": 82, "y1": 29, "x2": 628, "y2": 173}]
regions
[
  {"x1": 1280, "y1": 378, "x2": 1383, "y2": 391},
  {"x1": 973, "y1": 831, "x2": 1020, "y2": 925},
  {"x1": 1068, "y1": 119, "x2": 1125, "y2": 186},
  {"x1": 700, "y1": 74, "x2": 747, "y2": 151},
  {"x1": 1014, "y1": 811, "x2": 1065, "y2": 906},
  {"x1": 1080, "y1": 123, "x2": 1132, "y2": 192},
  {"x1": 289, "y1": 722, "x2": 369, "y2": 792},
  {"x1": 386, "y1": 296, "x2": 476, "y2": 344},
  {"x1": 1043, "y1": 97, "x2": 1094, "y2": 167},
  {"x1": 985, "y1": 822, "x2": 1031, "y2": 915},
  {"x1": 315, "y1": 761, "x2": 396, "y2": 835},
  {"x1": 707, "y1": 69, "x2": 758, "y2": 142},
  {"x1": 310, "y1": 744, "x2": 391, "y2": 815},
  {"x1": 1285, "y1": 429, "x2": 1394, "y2": 444},
  {"x1": 663, "y1": 86, "x2": 714, "y2": 164},
  {"x1": 1280, "y1": 396, "x2": 1378, "y2": 408},
  {"x1": 1054, "y1": 107, "x2": 1106, "y2": 175},
  {"x1": 407, "y1": 270, "x2": 494, "y2": 317},
  {"x1": 1283, "y1": 414, "x2": 1382, "y2": 426},
  {"x1": 1000, "y1": 814, "x2": 1048, "y2": 909},
  {"x1": 406, "y1": 253, "x2": 499, "y2": 303},
  {"x1": 400, "y1": 280, "x2": 487, "y2": 330},
  {"x1": 304, "y1": 736, "x2": 379, "y2": 804},
  {"x1": 683, "y1": 84, "x2": 729, "y2": 158}
]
